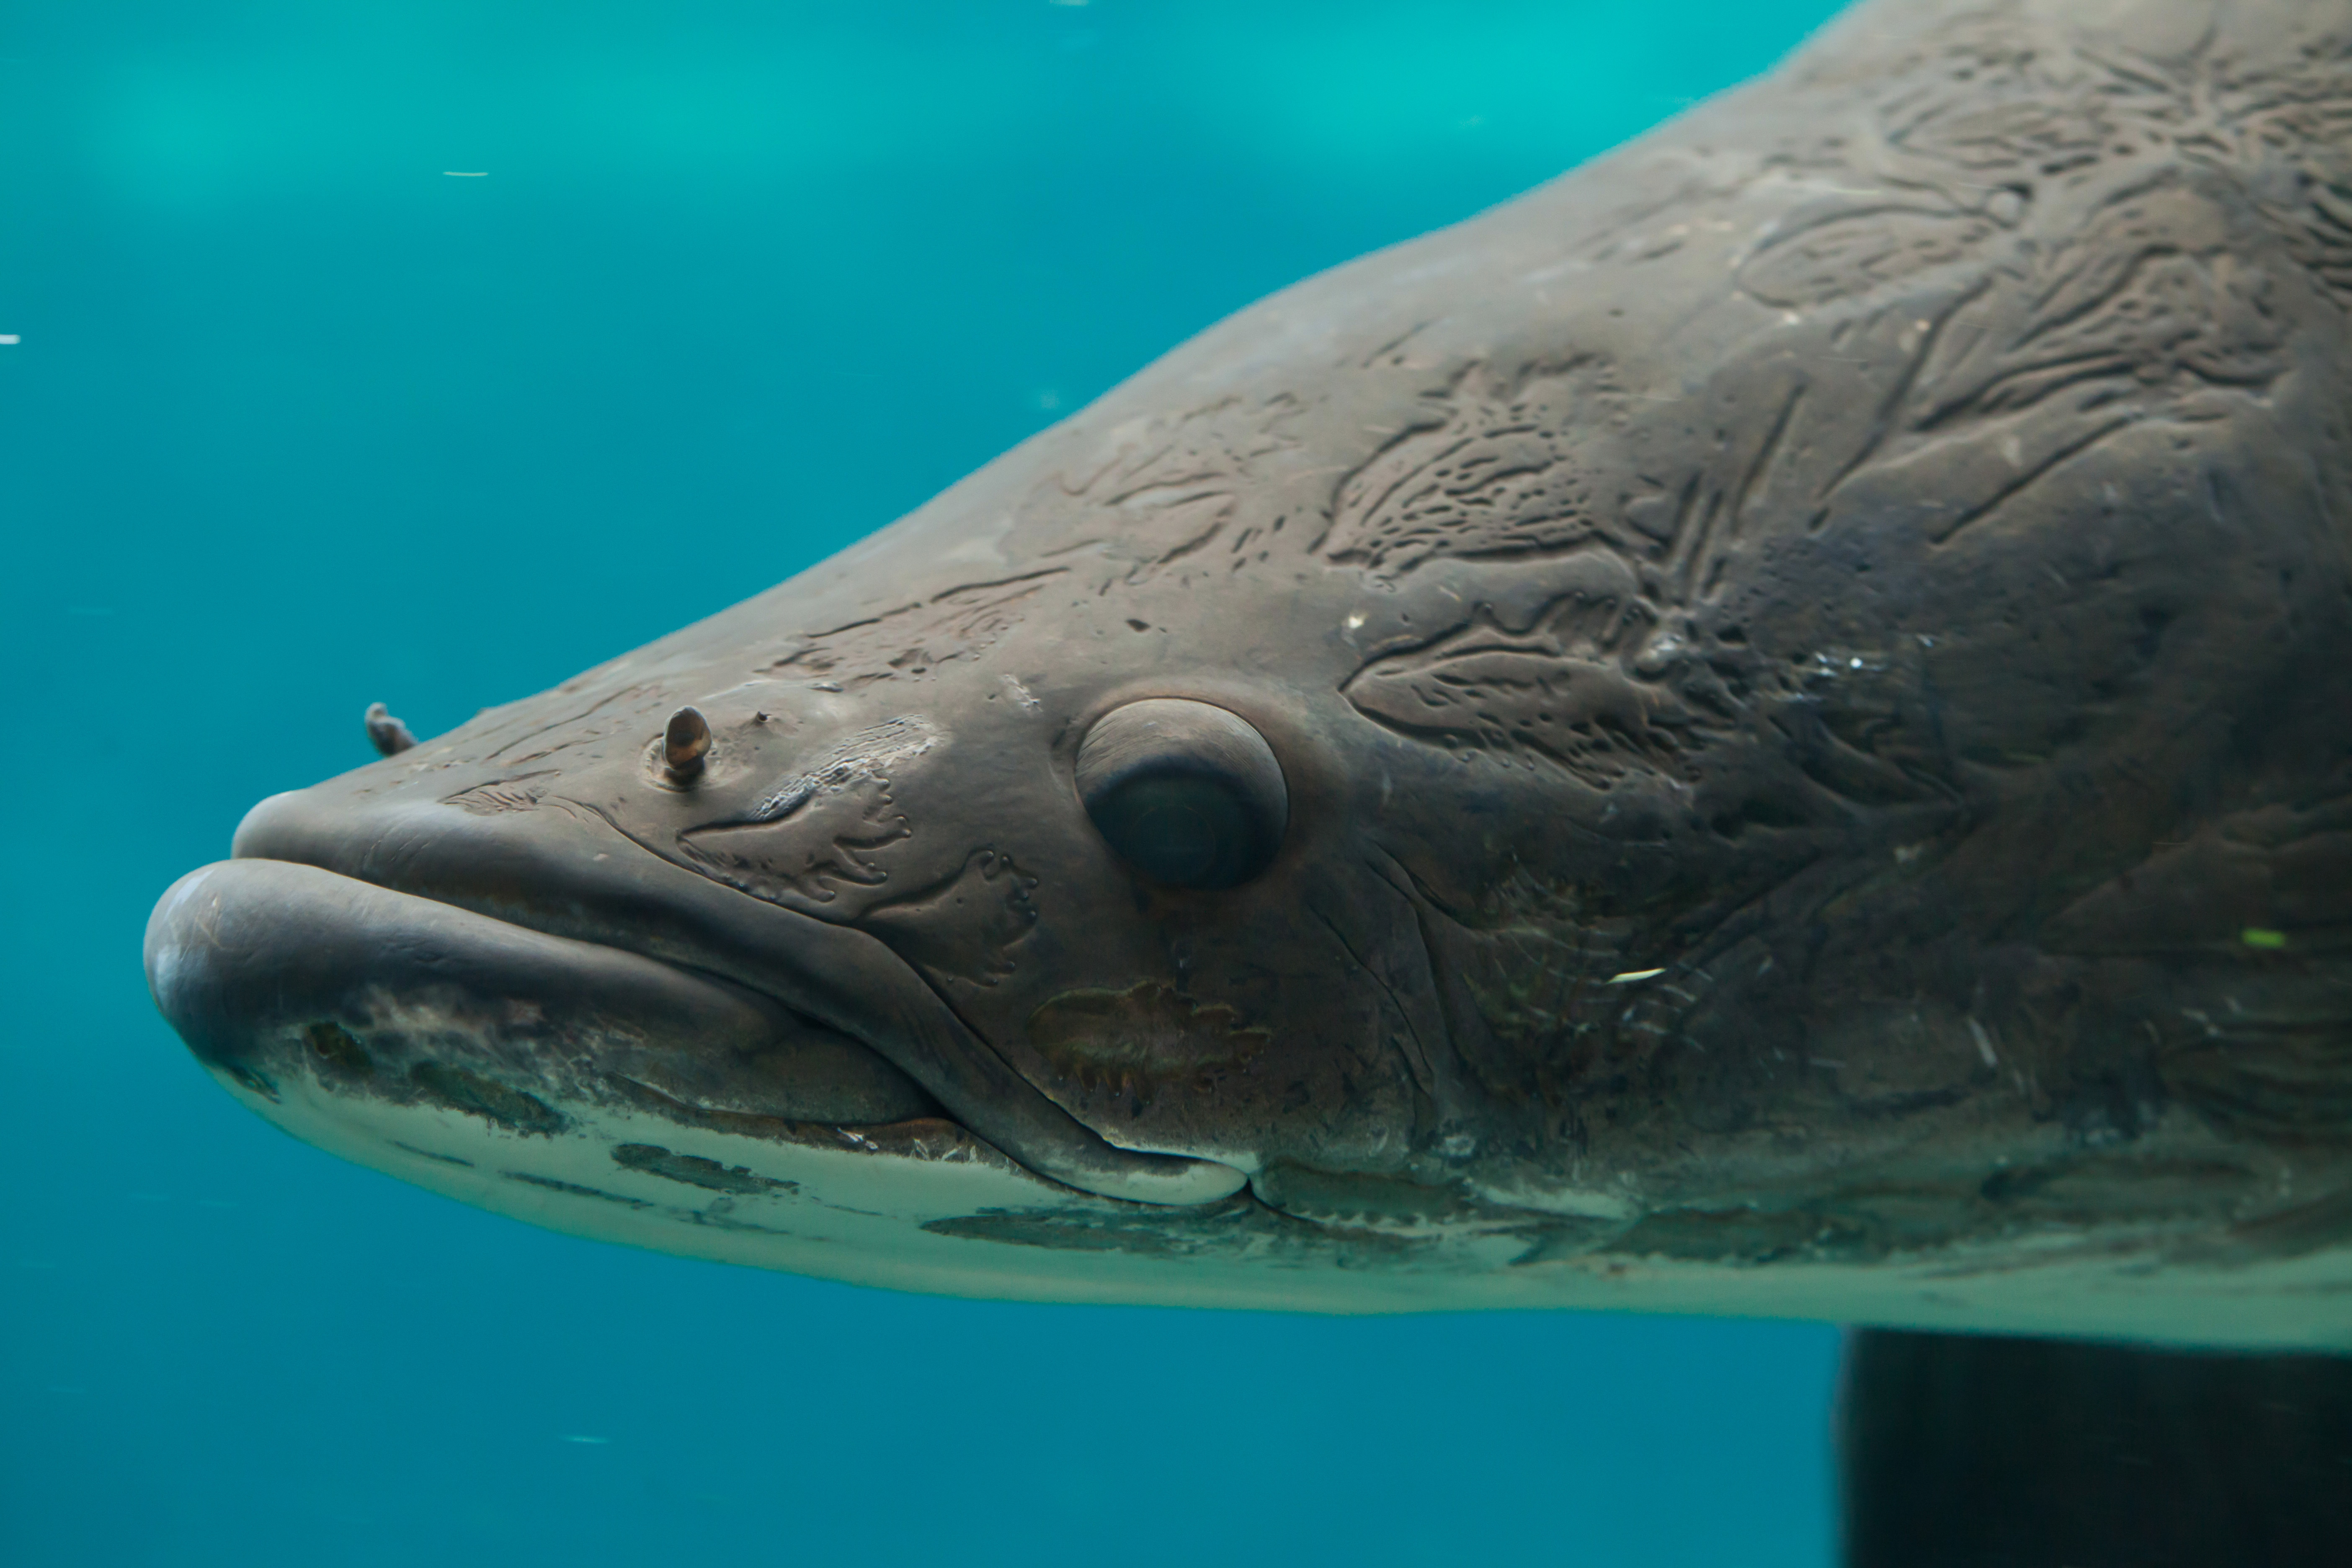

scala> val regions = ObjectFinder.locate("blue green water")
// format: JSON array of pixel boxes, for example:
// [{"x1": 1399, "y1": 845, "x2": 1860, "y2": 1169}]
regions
[{"x1": 2, "y1": 4, "x2": 1850, "y2": 1563}]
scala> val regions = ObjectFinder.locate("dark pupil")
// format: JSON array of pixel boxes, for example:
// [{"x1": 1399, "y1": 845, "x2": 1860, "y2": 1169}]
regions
[{"x1": 1096, "y1": 774, "x2": 1253, "y2": 889}]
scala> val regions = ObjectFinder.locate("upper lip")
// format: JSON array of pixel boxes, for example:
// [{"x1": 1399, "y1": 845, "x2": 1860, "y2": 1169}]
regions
[{"x1": 220, "y1": 785, "x2": 1244, "y2": 1206}]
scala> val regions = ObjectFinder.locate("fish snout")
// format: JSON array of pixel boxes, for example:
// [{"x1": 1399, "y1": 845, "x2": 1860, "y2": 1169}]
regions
[
  {"x1": 174, "y1": 781, "x2": 1252, "y2": 1206},
  {"x1": 143, "y1": 858, "x2": 940, "y2": 1127}
]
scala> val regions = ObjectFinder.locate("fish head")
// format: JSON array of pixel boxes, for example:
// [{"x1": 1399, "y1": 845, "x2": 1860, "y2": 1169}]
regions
[
  {"x1": 144, "y1": 0, "x2": 2352, "y2": 1336},
  {"x1": 144, "y1": 429, "x2": 1592, "y2": 1302}
]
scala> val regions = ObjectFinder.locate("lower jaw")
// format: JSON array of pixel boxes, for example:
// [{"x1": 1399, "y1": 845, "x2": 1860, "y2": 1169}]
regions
[
  {"x1": 215, "y1": 796, "x2": 1255, "y2": 1205},
  {"x1": 208, "y1": 1048, "x2": 1141, "y2": 1291},
  {"x1": 147, "y1": 857, "x2": 945, "y2": 1127},
  {"x1": 148, "y1": 854, "x2": 1248, "y2": 1210},
  {"x1": 150, "y1": 858, "x2": 1176, "y2": 1278}
]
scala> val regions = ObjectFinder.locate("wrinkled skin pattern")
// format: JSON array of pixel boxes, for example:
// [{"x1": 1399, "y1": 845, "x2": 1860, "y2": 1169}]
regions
[{"x1": 152, "y1": 0, "x2": 2352, "y2": 1345}]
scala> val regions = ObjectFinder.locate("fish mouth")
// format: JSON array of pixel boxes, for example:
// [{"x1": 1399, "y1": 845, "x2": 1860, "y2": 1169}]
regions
[{"x1": 146, "y1": 789, "x2": 1247, "y2": 1208}]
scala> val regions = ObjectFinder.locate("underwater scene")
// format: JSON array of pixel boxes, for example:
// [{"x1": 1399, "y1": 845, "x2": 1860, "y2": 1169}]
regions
[{"x1": 1, "y1": 5, "x2": 1848, "y2": 1563}]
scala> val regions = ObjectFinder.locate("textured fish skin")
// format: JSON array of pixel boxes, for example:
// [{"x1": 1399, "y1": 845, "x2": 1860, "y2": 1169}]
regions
[{"x1": 148, "y1": 0, "x2": 2352, "y2": 1354}]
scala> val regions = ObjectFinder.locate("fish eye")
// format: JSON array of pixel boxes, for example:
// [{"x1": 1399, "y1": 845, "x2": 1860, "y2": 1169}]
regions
[{"x1": 1075, "y1": 699, "x2": 1288, "y2": 890}]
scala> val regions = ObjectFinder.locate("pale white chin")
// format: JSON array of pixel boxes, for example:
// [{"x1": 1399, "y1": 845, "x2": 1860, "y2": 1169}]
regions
[
  {"x1": 218, "y1": 1059, "x2": 1140, "y2": 1297},
  {"x1": 214, "y1": 1062, "x2": 2352, "y2": 1345}
]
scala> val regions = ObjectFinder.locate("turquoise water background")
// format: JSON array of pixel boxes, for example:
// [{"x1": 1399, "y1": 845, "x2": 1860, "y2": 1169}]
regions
[{"x1": 3, "y1": 3, "x2": 1852, "y2": 1563}]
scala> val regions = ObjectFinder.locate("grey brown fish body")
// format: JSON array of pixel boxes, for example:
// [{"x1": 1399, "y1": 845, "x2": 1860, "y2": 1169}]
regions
[{"x1": 149, "y1": 0, "x2": 2352, "y2": 1353}]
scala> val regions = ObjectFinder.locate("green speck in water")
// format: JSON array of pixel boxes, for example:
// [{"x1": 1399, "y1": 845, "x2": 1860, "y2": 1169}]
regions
[{"x1": 2241, "y1": 927, "x2": 2288, "y2": 950}]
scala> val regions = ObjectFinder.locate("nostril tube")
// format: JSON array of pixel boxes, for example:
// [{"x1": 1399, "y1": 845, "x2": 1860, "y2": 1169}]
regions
[
  {"x1": 365, "y1": 702, "x2": 418, "y2": 757},
  {"x1": 663, "y1": 706, "x2": 710, "y2": 781}
]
